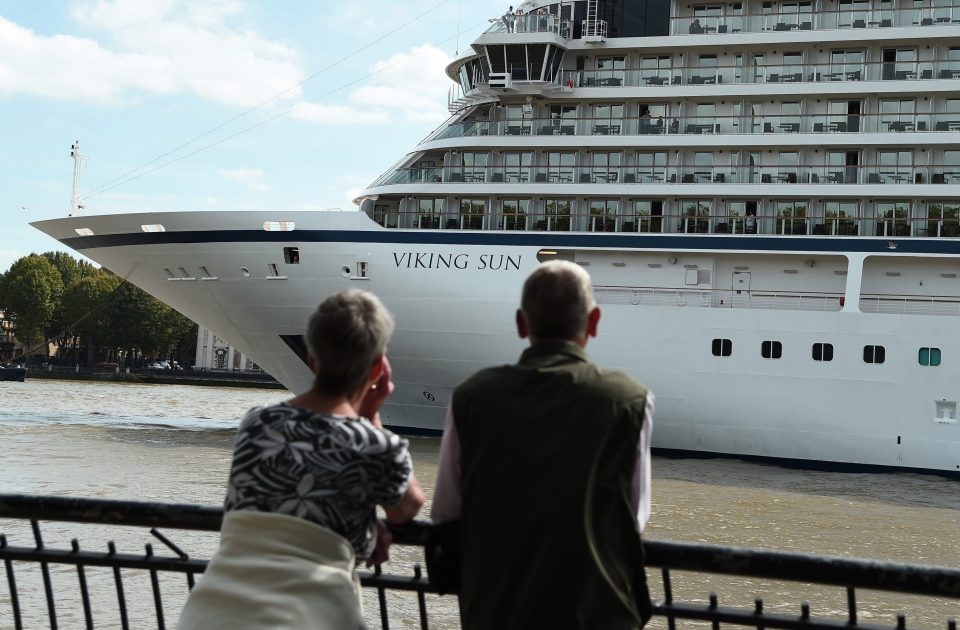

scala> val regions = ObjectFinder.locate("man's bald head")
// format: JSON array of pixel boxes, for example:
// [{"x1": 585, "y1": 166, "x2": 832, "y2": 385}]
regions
[{"x1": 520, "y1": 260, "x2": 596, "y2": 342}]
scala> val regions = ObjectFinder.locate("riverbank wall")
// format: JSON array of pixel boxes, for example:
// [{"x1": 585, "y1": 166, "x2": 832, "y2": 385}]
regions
[{"x1": 27, "y1": 367, "x2": 286, "y2": 389}]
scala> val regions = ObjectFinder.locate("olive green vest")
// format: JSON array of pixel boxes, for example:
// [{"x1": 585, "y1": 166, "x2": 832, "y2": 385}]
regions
[{"x1": 452, "y1": 340, "x2": 651, "y2": 630}]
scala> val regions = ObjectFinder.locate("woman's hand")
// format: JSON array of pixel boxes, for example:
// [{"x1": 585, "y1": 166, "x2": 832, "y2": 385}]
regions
[
  {"x1": 365, "y1": 519, "x2": 393, "y2": 567},
  {"x1": 358, "y1": 356, "x2": 394, "y2": 426}
]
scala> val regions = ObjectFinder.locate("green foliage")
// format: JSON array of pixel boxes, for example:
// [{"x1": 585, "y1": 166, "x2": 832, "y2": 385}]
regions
[
  {"x1": 101, "y1": 280, "x2": 197, "y2": 361},
  {"x1": 1, "y1": 251, "x2": 197, "y2": 364},
  {"x1": 0, "y1": 254, "x2": 64, "y2": 349}
]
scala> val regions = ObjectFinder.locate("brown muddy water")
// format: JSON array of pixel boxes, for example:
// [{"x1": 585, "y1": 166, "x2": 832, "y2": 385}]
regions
[{"x1": 1, "y1": 380, "x2": 957, "y2": 628}]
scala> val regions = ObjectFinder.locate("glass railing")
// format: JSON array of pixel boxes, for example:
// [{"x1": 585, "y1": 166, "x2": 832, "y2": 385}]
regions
[
  {"x1": 484, "y1": 13, "x2": 572, "y2": 37},
  {"x1": 430, "y1": 113, "x2": 960, "y2": 140},
  {"x1": 366, "y1": 209, "x2": 960, "y2": 238},
  {"x1": 374, "y1": 164, "x2": 960, "y2": 187},
  {"x1": 671, "y1": 4, "x2": 960, "y2": 34},
  {"x1": 567, "y1": 59, "x2": 960, "y2": 88}
]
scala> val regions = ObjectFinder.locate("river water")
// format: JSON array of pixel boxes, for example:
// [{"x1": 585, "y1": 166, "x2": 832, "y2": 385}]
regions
[{"x1": 1, "y1": 379, "x2": 958, "y2": 629}]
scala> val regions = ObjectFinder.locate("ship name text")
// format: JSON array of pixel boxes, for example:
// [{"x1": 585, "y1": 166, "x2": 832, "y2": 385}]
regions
[{"x1": 392, "y1": 252, "x2": 521, "y2": 271}]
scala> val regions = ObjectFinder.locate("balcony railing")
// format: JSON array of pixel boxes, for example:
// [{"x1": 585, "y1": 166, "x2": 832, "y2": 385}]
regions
[
  {"x1": 431, "y1": 113, "x2": 960, "y2": 140},
  {"x1": 371, "y1": 164, "x2": 960, "y2": 188},
  {"x1": 671, "y1": 4, "x2": 960, "y2": 34},
  {"x1": 2, "y1": 494, "x2": 958, "y2": 630},
  {"x1": 566, "y1": 59, "x2": 960, "y2": 89},
  {"x1": 484, "y1": 13, "x2": 572, "y2": 37},
  {"x1": 367, "y1": 209, "x2": 960, "y2": 239}
]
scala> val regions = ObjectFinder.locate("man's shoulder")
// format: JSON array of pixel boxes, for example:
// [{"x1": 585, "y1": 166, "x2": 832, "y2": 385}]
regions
[
  {"x1": 583, "y1": 365, "x2": 649, "y2": 402},
  {"x1": 455, "y1": 364, "x2": 515, "y2": 394}
]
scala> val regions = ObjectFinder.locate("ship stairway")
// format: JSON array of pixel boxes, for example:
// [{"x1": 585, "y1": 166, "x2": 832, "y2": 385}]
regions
[{"x1": 582, "y1": 0, "x2": 607, "y2": 42}]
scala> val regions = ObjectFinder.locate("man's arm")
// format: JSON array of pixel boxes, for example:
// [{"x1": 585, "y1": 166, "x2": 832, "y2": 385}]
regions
[
  {"x1": 431, "y1": 406, "x2": 462, "y2": 523},
  {"x1": 630, "y1": 393, "x2": 655, "y2": 533}
]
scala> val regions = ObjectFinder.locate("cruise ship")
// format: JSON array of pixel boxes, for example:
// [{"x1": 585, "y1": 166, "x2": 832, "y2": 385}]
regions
[{"x1": 33, "y1": 0, "x2": 960, "y2": 474}]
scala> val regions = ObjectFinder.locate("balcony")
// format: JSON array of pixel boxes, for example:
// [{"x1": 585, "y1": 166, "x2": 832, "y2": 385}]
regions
[
  {"x1": 370, "y1": 163, "x2": 960, "y2": 189},
  {"x1": 567, "y1": 58, "x2": 960, "y2": 89},
  {"x1": 430, "y1": 113, "x2": 960, "y2": 141},
  {"x1": 485, "y1": 13, "x2": 572, "y2": 38},
  {"x1": 671, "y1": 4, "x2": 960, "y2": 34}
]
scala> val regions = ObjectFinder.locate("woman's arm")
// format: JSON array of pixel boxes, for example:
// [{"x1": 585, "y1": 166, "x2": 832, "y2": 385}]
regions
[{"x1": 384, "y1": 474, "x2": 425, "y2": 523}]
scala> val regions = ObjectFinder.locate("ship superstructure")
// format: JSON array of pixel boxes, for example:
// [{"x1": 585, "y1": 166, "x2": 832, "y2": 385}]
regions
[{"x1": 33, "y1": 0, "x2": 960, "y2": 474}]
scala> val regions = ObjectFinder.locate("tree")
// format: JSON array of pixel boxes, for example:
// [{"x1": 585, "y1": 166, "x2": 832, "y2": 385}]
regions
[
  {"x1": 61, "y1": 271, "x2": 121, "y2": 365},
  {"x1": 101, "y1": 281, "x2": 197, "y2": 367},
  {"x1": 42, "y1": 251, "x2": 96, "y2": 355},
  {"x1": 0, "y1": 254, "x2": 64, "y2": 356}
]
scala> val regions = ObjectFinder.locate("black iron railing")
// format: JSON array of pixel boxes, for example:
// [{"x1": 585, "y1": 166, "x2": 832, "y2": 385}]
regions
[{"x1": 1, "y1": 494, "x2": 958, "y2": 629}]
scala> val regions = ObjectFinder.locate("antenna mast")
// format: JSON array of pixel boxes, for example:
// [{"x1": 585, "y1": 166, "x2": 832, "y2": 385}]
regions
[{"x1": 69, "y1": 141, "x2": 87, "y2": 217}]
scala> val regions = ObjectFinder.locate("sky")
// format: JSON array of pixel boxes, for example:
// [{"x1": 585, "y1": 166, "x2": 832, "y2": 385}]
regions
[{"x1": 0, "y1": 0, "x2": 504, "y2": 273}]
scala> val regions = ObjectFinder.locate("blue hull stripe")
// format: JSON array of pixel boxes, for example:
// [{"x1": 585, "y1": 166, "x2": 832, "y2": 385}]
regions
[{"x1": 60, "y1": 229, "x2": 960, "y2": 255}]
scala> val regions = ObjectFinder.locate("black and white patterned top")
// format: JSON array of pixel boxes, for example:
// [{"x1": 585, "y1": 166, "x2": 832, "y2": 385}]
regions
[{"x1": 223, "y1": 403, "x2": 413, "y2": 559}]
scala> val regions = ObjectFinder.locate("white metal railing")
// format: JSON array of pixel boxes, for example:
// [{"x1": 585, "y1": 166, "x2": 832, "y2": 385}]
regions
[
  {"x1": 859, "y1": 295, "x2": 960, "y2": 316},
  {"x1": 593, "y1": 286, "x2": 843, "y2": 312}
]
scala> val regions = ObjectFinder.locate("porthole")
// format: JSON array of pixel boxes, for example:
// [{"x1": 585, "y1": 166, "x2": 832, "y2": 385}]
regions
[
  {"x1": 712, "y1": 338, "x2": 732, "y2": 357},
  {"x1": 919, "y1": 347, "x2": 942, "y2": 366},
  {"x1": 812, "y1": 343, "x2": 834, "y2": 362},
  {"x1": 74, "y1": 228, "x2": 94, "y2": 236},
  {"x1": 341, "y1": 265, "x2": 352, "y2": 277},
  {"x1": 864, "y1": 345, "x2": 885, "y2": 364},
  {"x1": 761, "y1": 340, "x2": 782, "y2": 359},
  {"x1": 240, "y1": 267, "x2": 251, "y2": 278}
]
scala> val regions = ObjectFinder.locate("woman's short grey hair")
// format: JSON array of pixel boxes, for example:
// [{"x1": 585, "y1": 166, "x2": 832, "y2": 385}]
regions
[
  {"x1": 520, "y1": 260, "x2": 595, "y2": 340},
  {"x1": 305, "y1": 289, "x2": 395, "y2": 396}
]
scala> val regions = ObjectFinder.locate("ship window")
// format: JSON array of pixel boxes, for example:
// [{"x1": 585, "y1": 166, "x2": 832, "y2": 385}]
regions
[
  {"x1": 163, "y1": 268, "x2": 176, "y2": 279},
  {"x1": 240, "y1": 267, "x2": 251, "y2": 277},
  {"x1": 812, "y1": 343, "x2": 834, "y2": 361},
  {"x1": 268, "y1": 263, "x2": 281, "y2": 277},
  {"x1": 74, "y1": 228, "x2": 94, "y2": 236},
  {"x1": 761, "y1": 340, "x2": 782, "y2": 359},
  {"x1": 501, "y1": 199, "x2": 530, "y2": 230},
  {"x1": 712, "y1": 338, "x2": 732, "y2": 356},
  {"x1": 864, "y1": 345, "x2": 886, "y2": 364},
  {"x1": 356, "y1": 261, "x2": 369, "y2": 278},
  {"x1": 141, "y1": 224, "x2": 165, "y2": 233},
  {"x1": 919, "y1": 347, "x2": 942, "y2": 366},
  {"x1": 263, "y1": 221, "x2": 296, "y2": 232},
  {"x1": 459, "y1": 199, "x2": 486, "y2": 230},
  {"x1": 284, "y1": 247, "x2": 300, "y2": 264}
]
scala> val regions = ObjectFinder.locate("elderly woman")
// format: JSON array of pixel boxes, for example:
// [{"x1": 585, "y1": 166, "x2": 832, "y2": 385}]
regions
[{"x1": 180, "y1": 289, "x2": 425, "y2": 630}]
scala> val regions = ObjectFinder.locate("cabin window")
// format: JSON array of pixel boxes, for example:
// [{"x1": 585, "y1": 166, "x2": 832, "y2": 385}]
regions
[
  {"x1": 919, "y1": 347, "x2": 942, "y2": 366},
  {"x1": 712, "y1": 338, "x2": 732, "y2": 356},
  {"x1": 284, "y1": 247, "x2": 300, "y2": 264},
  {"x1": 263, "y1": 221, "x2": 295, "y2": 232},
  {"x1": 761, "y1": 340, "x2": 782, "y2": 359},
  {"x1": 812, "y1": 342, "x2": 834, "y2": 361},
  {"x1": 864, "y1": 345, "x2": 886, "y2": 364}
]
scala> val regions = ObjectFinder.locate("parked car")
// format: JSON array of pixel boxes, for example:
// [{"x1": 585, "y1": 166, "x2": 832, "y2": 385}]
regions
[{"x1": 93, "y1": 362, "x2": 119, "y2": 369}]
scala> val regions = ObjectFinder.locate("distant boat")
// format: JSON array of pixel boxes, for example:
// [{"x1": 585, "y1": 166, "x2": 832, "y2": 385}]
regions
[{"x1": 0, "y1": 367, "x2": 27, "y2": 382}]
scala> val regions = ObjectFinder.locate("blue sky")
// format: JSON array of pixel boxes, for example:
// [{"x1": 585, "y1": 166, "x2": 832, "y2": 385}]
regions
[{"x1": 0, "y1": 0, "x2": 502, "y2": 273}]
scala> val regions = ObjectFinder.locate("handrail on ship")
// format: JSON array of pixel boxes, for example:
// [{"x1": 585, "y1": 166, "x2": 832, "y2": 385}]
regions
[
  {"x1": 670, "y1": 4, "x2": 960, "y2": 34},
  {"x1": 1, "y1": 494, "x2": 958, "y2": 630}
]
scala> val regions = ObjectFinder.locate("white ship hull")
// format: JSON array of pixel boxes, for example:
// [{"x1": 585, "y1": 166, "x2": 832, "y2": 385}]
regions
[{"x1": 32, "y1": 210, "x2": 960, "y2": 474}]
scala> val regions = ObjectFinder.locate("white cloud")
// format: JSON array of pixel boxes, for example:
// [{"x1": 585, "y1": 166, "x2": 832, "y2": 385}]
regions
[
  {"x1": 0, "y1": 0, "x2": 303, "y2": 107},
  {"x1": 293, "y1": 44, "x2": 452, "y2": 126},
  {"x1": 290, "y1": 103, "x2": 391, "y2": 125},
  {"x1": 0, "y1": 249, "x2": 26, "y2": 274},
  {"x1": 220, "y1": 167, "x2": 269, "y2": 192}
]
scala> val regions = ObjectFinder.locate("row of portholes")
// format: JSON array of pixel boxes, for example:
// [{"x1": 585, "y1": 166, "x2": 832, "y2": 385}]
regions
[{"x1": 712, "y1": 338, "x2": 942, "y2": 365}]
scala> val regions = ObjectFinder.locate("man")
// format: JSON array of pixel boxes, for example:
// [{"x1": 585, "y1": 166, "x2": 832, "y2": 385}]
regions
[{"x1": 432, "y1": 260, "x2": 654, "y2": 629}]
